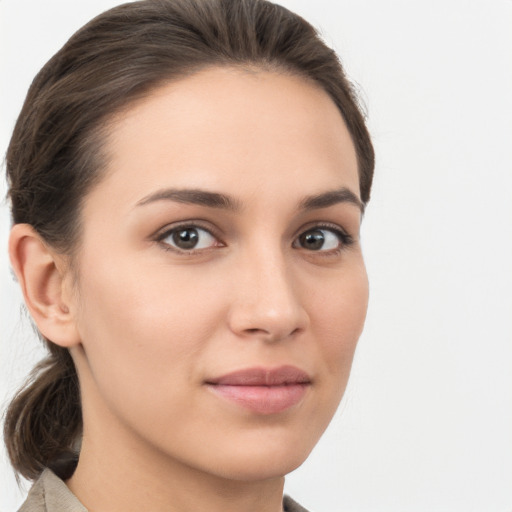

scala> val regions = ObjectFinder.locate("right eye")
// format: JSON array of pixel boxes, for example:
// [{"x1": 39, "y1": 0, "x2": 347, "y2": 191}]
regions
[{"x1": 158, "y1": 225, "x2": 220, "y2": 252}]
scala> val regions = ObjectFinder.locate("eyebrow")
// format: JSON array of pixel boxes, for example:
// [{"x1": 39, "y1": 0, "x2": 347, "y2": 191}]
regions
[
  {"x1": 299, "y1": 187, "x2": 364, "y2": 213},
  {"x1": 136, "y1": 186, "x2": 364, "y2": 213},
  {"x1": 136, "y1": 188, "x2": 241, "y2": 211}
]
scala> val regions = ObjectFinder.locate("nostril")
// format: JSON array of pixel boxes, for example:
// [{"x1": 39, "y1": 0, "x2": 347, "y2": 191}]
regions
[{"x1": 241, "y1": 325, "x2": 303, "y2": 342}]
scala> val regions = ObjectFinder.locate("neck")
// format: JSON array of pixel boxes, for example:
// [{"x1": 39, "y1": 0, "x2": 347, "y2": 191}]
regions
[
  {"x1": 68, "y1": 453, "x2": 285, "y2": 512},
  {"x1": 68, "y1": 447, "x2": 285, "y2": 512},
  {"x1": 67, "y1": 379, "x2": 285, "y2": 512}
]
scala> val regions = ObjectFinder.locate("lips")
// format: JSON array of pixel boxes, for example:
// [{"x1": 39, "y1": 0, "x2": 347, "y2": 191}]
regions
[{"x1": 205, "y1": 365, "x2": 311, "y2": 415}]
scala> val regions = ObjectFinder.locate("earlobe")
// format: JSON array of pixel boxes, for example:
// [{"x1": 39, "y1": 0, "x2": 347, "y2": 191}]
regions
[{"x1": 9, "y1": 223, "x2": 81, "y2": 348}]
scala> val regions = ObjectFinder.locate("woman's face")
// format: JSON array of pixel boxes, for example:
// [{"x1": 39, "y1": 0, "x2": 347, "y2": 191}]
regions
[{"x1": 69, "y1": 67, "x2": 368, "y2": 481}]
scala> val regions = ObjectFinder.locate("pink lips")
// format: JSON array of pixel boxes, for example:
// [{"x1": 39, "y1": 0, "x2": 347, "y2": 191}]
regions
[{"x1": 205, "y1": 365, "x2": 311, "y2": 415}]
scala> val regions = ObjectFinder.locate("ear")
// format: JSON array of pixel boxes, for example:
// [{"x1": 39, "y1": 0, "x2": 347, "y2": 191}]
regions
[{"x1": 9, "y1": 223, "x2": 81, "y2": 348}]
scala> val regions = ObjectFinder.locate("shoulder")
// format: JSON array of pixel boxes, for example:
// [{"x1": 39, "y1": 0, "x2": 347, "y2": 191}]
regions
[
  {"x1": 18, "y1": 470, "x2": 87, "y2": 512},
  {"x1": 17, "y1": 476, "x2": 45, "y2": 512},
  {"x1": 283, "y1": 495, "x2": 311, "y2": 512}
]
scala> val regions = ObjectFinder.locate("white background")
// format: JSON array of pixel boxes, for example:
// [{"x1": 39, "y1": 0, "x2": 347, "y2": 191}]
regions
[{"x1": 1, "y1": 1, "x2": 511, "y2": 511}]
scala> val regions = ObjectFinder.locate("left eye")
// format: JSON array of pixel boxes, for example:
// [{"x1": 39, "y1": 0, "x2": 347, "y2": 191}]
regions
[
  {"x1": 295, "y1": 228, "x2": 345, "y2": 251},
  {"x1": 160, "y1": 226, "x2": 218, "y2": 251}
]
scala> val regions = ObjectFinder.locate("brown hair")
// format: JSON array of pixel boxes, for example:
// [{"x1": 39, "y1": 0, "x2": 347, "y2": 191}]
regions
[{"x1": 4, "y1": 0, "x2": 375, "y2": 481}]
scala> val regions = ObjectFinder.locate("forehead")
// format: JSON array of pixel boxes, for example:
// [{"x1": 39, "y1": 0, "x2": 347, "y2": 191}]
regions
[{"x1": 89, "y1": 66, "x2": 360, "y2": 211}]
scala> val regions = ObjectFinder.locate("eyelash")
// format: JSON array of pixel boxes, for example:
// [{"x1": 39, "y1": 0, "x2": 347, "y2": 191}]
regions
[
  {"x1": 155, "y1": 221, "x2": 223, "y2": 255},
  {"x1": 295, "y1": 223, "x2": 354, "y2": 256},
  {"x1": 154, "y1": 221, "x2": 354, "y2": 255}
]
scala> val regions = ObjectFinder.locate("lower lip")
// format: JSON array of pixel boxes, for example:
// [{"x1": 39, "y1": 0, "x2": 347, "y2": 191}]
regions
[{"x1": 206, "y1": 383, "x2": 309, "y2": 415}]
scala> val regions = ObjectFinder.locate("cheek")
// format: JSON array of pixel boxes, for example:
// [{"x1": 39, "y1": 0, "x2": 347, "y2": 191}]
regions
[
  {"x1": 310, "y1": 262, "x2": 369, "y2": 382},
  {"x1": 72, "y1": 251, "x2": 224, "y2": 408}
]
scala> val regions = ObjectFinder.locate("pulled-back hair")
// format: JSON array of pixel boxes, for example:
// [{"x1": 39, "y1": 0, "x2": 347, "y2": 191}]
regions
[{"x1": 4, "y1": 0, "x2": 374, "y2": 481}]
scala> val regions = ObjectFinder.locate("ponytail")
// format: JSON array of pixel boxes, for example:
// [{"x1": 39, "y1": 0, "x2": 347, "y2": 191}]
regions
[{"x1": 3, "y1": 346, "x2": 81, "y2": 481}]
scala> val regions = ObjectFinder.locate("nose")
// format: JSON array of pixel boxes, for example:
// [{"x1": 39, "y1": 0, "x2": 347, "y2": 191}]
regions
[{"x1": 227, "y1": 251, "x2": 309, "y2": 343}]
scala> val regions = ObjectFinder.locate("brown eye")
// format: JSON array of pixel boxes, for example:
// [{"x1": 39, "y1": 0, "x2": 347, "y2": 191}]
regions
[
  {"x1": 296, "y1": 227, "x2": 348, "y2": 252},
  {"x1": 298, "y1": 230, "x2": 326, "y2": 251},
  {"x1": 172, "y1": 228, "x2": 199, "y2": 249},
  {"x1": 161, "y1": 226, "x2": 218, "y2": 251}
]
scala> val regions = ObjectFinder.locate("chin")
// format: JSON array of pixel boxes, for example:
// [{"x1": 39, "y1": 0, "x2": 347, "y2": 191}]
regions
[
  {"x1": 183, "y1": 426, "x2": 321, "y2": 482},
  {"x1": 208, "y1": 448, "x2": 310, "y2": 482}
]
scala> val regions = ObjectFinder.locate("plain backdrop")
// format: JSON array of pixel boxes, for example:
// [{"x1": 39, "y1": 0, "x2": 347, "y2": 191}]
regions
[{"x1": 1, "y1": 1, "x2": 511, "y2": 511}]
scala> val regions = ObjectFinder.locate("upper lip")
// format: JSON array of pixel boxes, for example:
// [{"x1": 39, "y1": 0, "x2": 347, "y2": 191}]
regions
[{"x1": 205, "y1": 365, "x2": 311, "y2": 386}]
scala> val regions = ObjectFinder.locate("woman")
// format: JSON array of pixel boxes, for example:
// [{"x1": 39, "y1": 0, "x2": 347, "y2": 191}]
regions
[{"x1": 3, "y1": 0, "x2": 374, "y2": 510}]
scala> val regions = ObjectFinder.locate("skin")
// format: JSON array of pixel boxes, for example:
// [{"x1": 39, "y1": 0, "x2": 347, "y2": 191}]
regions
[{"x1": 10, "y1": 67, "x2": 368, "y2": 512}]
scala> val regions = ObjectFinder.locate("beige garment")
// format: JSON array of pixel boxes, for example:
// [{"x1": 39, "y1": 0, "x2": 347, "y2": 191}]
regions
[
  {"x1": 18, "y1": 469, "x2": 309, "y2": 512},
  {"x1": 18, "y1": 470, "x2": 86, "y2": 512}
]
